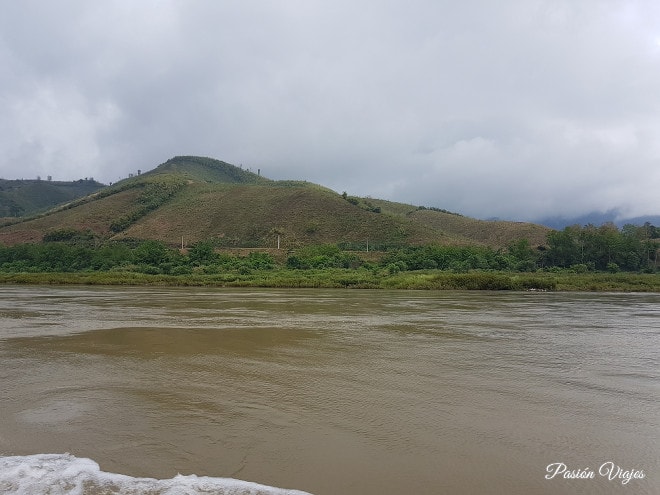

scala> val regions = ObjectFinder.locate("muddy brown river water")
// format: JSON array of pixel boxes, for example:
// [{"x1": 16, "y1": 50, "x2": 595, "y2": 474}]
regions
[{"x1": 0, "y1": 286, "x2": 658, "y2": 494}]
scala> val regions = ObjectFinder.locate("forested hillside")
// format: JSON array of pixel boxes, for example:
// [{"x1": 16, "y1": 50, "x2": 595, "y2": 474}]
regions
[{"x1": 0, "y1": 178, "x2": 104, "y2": 218}]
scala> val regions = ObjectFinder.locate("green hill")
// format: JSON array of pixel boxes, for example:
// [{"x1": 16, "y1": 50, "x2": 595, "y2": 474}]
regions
[
  {"x1": 0, "y1": 156, "x2": 550, "y2": 249},
  {"x1": 0, "y1": 178, "x2": 105, "y2": 218},
  {"x1": 145, "y1": 155, "x2": 270, "y2": 184}
]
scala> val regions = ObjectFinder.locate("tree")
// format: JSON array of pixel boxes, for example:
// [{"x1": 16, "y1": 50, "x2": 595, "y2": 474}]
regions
[
  {"x1": 8, "y1": 200, "x2": 24, "y2": 217},
  {"x1": 134, "y1": 240, "x2": 172, "y2": 266},
  {"x1": 187, "y1": 241, "x2": 218, "y2": 266},
  {"x1": 543, "y1": 223, "x2": 652, "y2": 271},
  {"x1": 544, "y1": 228, "x2": 580, "y2": 267},
  {"x1": 507, "y1": 238, "x2": 538, "y2": 271}
]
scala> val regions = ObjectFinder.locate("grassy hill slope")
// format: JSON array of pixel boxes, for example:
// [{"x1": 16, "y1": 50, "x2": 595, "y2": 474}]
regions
[
  {"x1": 120, "y1": 181, "x2": 463, "y2": 249},
  {"x1": 368, "y1": 198, "x2": 549, "y2": 248},
  {"x1": 0, "y1": 156, "x2": 551, "y2": 249}
]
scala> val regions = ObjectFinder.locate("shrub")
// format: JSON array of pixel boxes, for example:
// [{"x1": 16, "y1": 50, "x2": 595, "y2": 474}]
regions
[
  {"x1": 607, "y1": 262, "x2": 620, "y2": 273},
  {"x1": 188, "y1": 241, "x2": 218, "y2": 266}
]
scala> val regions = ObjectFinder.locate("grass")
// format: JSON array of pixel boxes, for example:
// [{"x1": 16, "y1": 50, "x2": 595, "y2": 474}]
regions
[
  {"x1": 381, "y1": 272, "x2": 558, "y2": 291},
  {"x1": 2, "y1": 269, "x2": 659, "y2": 292},
  {"x1": 550, "y1": 272, "x2": 660, "y2": 292},
  {"x1": 408, "y1": 208, "x2": 551, "y2": 248}
]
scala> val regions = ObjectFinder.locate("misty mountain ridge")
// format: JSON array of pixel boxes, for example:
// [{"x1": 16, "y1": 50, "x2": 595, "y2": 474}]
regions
[{"x1": 535, "y1": 211, "x2": 660, "y2": 230}]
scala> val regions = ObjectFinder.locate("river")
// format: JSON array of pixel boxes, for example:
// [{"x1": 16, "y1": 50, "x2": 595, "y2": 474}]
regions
[{"x1": 0, "y1": 286, "x2": 658, "y2": 494}]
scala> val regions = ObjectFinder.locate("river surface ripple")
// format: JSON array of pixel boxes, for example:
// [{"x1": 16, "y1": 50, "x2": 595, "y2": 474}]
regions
[{"x1": 0, "y1": 286, "x2": 658, "y2": 494}]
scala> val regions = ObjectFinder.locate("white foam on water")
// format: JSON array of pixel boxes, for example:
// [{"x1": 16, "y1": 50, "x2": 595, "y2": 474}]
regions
[{"x1": 0, "y1": 453, "x2": 313, "y2": 495}]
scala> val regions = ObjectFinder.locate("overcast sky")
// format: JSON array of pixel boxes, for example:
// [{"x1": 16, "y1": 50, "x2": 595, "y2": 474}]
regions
[{"x1": 1, "y1": 1, "x2": 659, "y2": 222}]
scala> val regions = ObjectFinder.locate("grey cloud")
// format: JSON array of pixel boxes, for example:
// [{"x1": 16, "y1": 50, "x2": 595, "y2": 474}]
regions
[{"x1": 1, "y1": 0, "x2": 659, "y2": 221}]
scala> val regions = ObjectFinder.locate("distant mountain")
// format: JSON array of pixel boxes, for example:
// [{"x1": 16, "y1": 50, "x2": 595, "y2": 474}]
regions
[
  {"x1": 618, "y1": 215, "x2": 660, "y2": 227},
  {"x1": 0, "y1": 178, "x2": 105, "y2": 218},
  {"x1": 537, "y1": 210, "x2": 660, "y2": 229},
  {"x1": 0, "y1": 156, "x2": 551, "y2": 249}
]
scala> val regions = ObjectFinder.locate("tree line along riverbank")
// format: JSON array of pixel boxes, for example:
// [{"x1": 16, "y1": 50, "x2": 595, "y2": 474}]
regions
[{"x1": 1, "y1": 226, "x2": 659, "y2": 291}]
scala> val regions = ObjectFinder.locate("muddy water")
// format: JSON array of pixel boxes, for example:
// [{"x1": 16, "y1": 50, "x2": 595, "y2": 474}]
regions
[{"x1": 0, "y1": 286, "x2": 658, "y2": 494}]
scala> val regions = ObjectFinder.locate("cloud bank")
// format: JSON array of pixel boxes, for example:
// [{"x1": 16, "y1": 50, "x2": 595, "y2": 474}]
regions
[{"x1": 1, "y1": 0, "x2": 659, "y2": 221}]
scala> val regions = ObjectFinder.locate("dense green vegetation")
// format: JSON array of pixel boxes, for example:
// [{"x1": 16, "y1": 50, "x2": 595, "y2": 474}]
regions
[
  {"x1": 0, "y1": 178, "x2": 104, "y2": 218},
  {"x1": 371, "y1": 223, "x2": 659, "y2": 275},
  {"x1": 1, "y1": 222, "x2": 659, "y2": 291},
  {"x1": 542, "y1": 223, "x2": 659, "y2": 272}
]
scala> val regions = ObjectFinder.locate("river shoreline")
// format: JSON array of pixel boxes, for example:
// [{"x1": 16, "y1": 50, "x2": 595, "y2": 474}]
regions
[{"x1": 1, "y1": 269, "x2": 659, "y2": 292}]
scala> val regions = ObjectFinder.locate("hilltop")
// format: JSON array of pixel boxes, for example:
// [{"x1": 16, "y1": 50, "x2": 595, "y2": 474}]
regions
[{"x1": 0, "y1": 156, "x2": 550, "y2": 249}]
